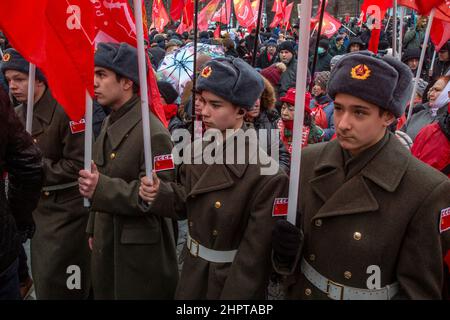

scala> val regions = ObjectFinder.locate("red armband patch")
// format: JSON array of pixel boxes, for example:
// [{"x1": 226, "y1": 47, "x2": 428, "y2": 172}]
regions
[
  {"x1": 272, "y1": 198, "x2": 288, "y2": 217},
  {"x1": 154, "y1": 154, "x2": 175, "y2": 172},
  {"x1": 69, "y1": 119, "x2": 86, "y2": 134},
  {"x1": 440, "y1": 207, "x2": 450, "y2": 233}
]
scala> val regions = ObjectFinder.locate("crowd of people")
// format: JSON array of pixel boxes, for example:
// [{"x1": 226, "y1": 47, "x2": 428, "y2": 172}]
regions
[{"x1": 0, "y1": 11, "x2": 449, "y2": 301}]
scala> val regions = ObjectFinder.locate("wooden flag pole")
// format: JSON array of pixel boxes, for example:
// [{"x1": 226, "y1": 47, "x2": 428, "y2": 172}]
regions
[{"x1": 287, "y1": 0, "x2": 312, "y2": 225}]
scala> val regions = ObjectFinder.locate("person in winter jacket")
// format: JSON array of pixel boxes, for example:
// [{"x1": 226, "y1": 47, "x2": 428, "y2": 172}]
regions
[
  {"x1": 278, "y1": 87, "x2": 324, "y2": 153},
  {"x1": 310, "y1": 71, "x2": 335, "y2": 141},
  {"x1": 237, "y1": 39, "x2": 252, "y2": 64},
  {"x1": 0, "y1": 86, "x2": 43, "y2": 299},
  {"x1": 329, "y1": 34, "x2": 347, "y2": 57},
  {"x1": 245, "y1": 77, "x2": 291, "y2": 173},
  {"x1": 403, "y1": 76, "x2": 450, "y2": 141},
  {"x1": 310, "y1": 39, "x2": 333, "y2": 73},
  {"x1": 403, "y1": 16, "x2": 427, "y2": 51},
  {"x1": 431, "y1": 41, "x2": 450, "y2": 83},
  {"x1": 347, "y1": 36, "x2": 365, "y2": 53},
  {"x1": 277, "y1": 41, "x2": 298, "y2": 98},
  {"x1": 412, "y1": 101, "x2": 450, "y2": 178},
  {"x1": 256, "y1": 39, "x2": 278, "y2": 69},
  {"x1": 222, "y1": 38, "x2": 239, "y2": 58}
]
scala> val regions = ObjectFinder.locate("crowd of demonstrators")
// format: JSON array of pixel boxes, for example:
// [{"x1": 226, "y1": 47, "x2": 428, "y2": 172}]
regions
[{"x1": 0, "y1": 11, "x2": 450, "y2": 301}]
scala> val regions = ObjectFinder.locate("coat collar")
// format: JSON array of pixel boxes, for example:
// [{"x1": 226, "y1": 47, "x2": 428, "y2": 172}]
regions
[
  {"x1": 310, "y1": 134, "x2": 410, "y2": 220},
  {"x1": 187, "y1": 126, "x2": 258, "y2": 196},
  {"x1": 93, "y1": 97, "x2": 141, "y2": 166},
  {"x1": 18, "y1": 89, "x2": 57, "y2": 136}
]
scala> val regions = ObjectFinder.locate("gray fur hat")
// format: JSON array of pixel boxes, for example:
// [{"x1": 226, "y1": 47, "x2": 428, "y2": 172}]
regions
[
  {"x1": 1, "y1": 48, "x2": 46, "y2": 82},
  {"x1": 196, "y1": 57, "x2": 264, "y2": 110},
  {"x1": 95, "y1": 42, "x2": 142, "y2": 85},
  {"x1": 328, "y1": 51, "x2": 413, "y2": 117}
]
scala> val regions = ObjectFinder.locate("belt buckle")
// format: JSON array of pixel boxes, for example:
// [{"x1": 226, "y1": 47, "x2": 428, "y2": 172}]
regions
[
  {"x1": 189, "y1": 238, "x2": 200, "y2": 257},
  {"x1": 326, "y1": 279, "x2": 345, "y2": 300}
]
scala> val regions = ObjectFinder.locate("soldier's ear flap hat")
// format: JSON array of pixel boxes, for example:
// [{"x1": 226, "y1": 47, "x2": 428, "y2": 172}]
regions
[
  {"x1": 327, "y1": 51, "x2": 413, "y2": 117},
  {"x1": 1, "y1": 48, "x2": 46, "y2": 83},
  {"x1": 196, "y1": 57, "x2": 265, "y2": 111},
  {"x1": 95, "y1": 42, "x2": 144, "y2": 86}
]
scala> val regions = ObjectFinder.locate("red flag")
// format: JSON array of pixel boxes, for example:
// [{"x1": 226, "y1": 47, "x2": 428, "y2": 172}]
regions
[
  {"x1": 397, "y1": 0, "x2": 419, "y2": 11},
  {"x1": 317, "y1": 0, "x2": 329, "y2": 16},
  {"x1": 171, "y1": 0, "x2": 184, "y2": 21},
  {"x1": 198, "y1": 0, "x2": 222, "y2": 31},
  {"x1": 271, "y1": 0, "x2": 282, "y2": 13},
  {"x1": 92, "y1": 0, "x2": 137, "y2": 46},
  {"x1": 212, "y1": 0, "x2": 232, "y2": 25},
  {"x1": 283, "y1": 2, "x2": 294, "y2": 28},
  {"x1": 95, "y1": 0, "x2": 168, "y2": 127},
  {"x1": 360, "y1": 0, "x2": 393, "y2": 54},
  {"x1": 152, "y1": 0, "x2": 170, "y2": 33},
  {"x1": 313, "y1": 12, "x2": 342, "y2": 38},
  {"x1": 214, "y1": 24, "x2": 221, "y2": 38},
  {"x1": 430, "y1": 17, "x2": 450, "y2": 51},
  {"x1": 0, "y1": 0, "x2": 95, "y2": 121},
  {"x1": 177, "y1": 0, "x2": 195, "y2": 33},
  {"x1": 415, "y1": 0, "x2": 445, "y2": 14},
  {"x1": 234, "y1": 0, "x2": 258, "y2": 29}
]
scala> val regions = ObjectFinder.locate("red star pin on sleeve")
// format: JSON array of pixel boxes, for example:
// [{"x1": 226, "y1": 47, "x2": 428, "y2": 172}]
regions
[
  {"x1": 272, "y1": 198, "x2": 288, "y2": 217},
  {"x1": 154, "y1": 154, "x2": 175, "y2": 172}
]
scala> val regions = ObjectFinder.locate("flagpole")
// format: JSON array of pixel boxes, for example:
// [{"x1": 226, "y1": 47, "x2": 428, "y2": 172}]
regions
[
  {"x1": 26, "y1": 63, "x2": 36, "y2": 134},
  {"x1": 287, "y1": 0, "x2": 312, "y2": 225},
  {"x1": 309, "y1": 0, "x2": 327, "y2": 89},
  {"x1": 384, "y1": 15, "x2": 391, "y2": 33},
  {"x1": 392, "y1": 0, "x2": 397, "y2": 58},
  {"x1": 341, "y1": 24, "x2": 356, "y2": 36},
  {"x1": 133, "y1": 0, "x2": 153, "y2": 179},
  {"x1": 429, "y1": 50, "x2": 437, "y2": 78},
  {"x1": 84, "y1": 91, "x2": 93, "y2": 207},
  {"x1": 398, "y1": 6, "x2": 404, "y2": 60},
  {"x1": 192, "y1": 0, "x2": 203, "y2": 140},
  {"x1": 406, "y1": 8, "x2": 435, "y2": 123},
  {"x1": 0, "y1": 47, "x2": 3, "y2": 59},
  {"x1": 251, "y1": 0, "x2": 264, "y2": 67}
]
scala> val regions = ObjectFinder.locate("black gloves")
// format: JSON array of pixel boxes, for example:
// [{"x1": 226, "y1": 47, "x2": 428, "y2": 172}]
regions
[{"x1": 272, "y1": 219, "x2": 304, "y2": 258}]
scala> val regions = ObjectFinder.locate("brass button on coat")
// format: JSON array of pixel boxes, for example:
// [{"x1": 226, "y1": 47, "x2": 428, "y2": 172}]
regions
[
  {"x1": 33, "y1": 138, "x2": 37, "y2": 143},
  {"x1": 44, "y1": 191, "x2": 50, "y2": 196},
  {"x1": 315, "y1": 219, "x2": 322, "y2": 227},
  {"x1": 212, "y1": 230, "x2": 219, "y2": 236},
  {"x1": 189, "y1": 221, "x2": 194, "y2": 227},
  {"x1": 344, "y1": 271, "x2": 352, "y2": 279},
  {"x1": 305, "y1": 288, "x2": 312, "y2": 296},
  {"x1": 353, "y1": 232, "x2": 362, "y2": 241},
  {"x1": 214, "y1": 201, "x2": 221, "y2": 209},
  {"x1": 110, "y1": 153, "x2": 116, "y2": 160},
  {"x1": 309, "y1": 254, "x2": 316, "y2": 262}
]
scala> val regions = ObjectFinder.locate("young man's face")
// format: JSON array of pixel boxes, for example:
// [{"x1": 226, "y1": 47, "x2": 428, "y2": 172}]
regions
[
  {"x1": 246, "y1": 98, "x2": 261, "y2": 120},
  {"x1": 279, "y1": 50, "x2": 293, "y2": 64},
  {"x1": 333, "y1": 93, "x2": 395, "y2": 156},
  {"x1": 349, "y1": 44, "x2": 361, "y2": 52},
  {"x1": 94, "y1": 66, "x2": 132, "y2": 109},
  {"x1": 267, "y1": 45, "x2": 277, "y2": 55},
  {"x1": 438, "y1": 50, "x2": 449, "y2": 62},
  {"x1": 4, "y1": 69, "x2": 43, "y2": 103},
  {"x1": 406, "y1": 58, "x2": 419, "y2": 71},
  {"x1": 199, "y1": 90, "x2": 244, "y2": 132}
]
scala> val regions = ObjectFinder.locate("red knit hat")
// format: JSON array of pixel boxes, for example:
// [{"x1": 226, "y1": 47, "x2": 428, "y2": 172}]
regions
[
  {"x1": 280, "y1": 88, "x2": 312, "y2": 114},
  {"x1": 260, "y1": 64, "x2": 282, "y2": 87}
]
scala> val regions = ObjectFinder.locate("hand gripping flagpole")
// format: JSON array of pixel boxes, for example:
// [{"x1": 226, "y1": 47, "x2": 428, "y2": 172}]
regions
[
  {"x1": 287, "y1": 0, "x2": 312, "y2": 225},
  {"x1": 26, "y1": 63, "x2": 36, "y2": 134},
  {"x1": 406, "y1": 8, "x2": 435, "y2": 123},
  {"x1": 84, "y1": 91, "x2": 93, "y2": 207},
  {"x1": 133, "y1": 0, "x2": 153, "y2": 179}
]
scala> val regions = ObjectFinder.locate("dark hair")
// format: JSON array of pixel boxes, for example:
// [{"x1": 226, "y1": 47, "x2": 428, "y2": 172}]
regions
[{"x1": 115, "y1": 74, "x2": 139, "y2": 94}]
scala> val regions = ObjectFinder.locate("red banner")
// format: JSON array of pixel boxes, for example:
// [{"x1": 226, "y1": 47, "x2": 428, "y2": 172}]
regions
[
  {"x1": 430, "y1": 17, "x2": 450, "y2": 51},
  {"x1": 170, "y1": 0, "x2": 184, "y2": 21},
  {"x1": 151, "y1": 0, "x2": 170, "y2": 33},
  {"x1": 212, "y1": 0, "x2": 232, "y2": 25},
  {"x1": 0, "y1": 0, "x2": 95, "y2": 121},
  {"x1": 198, "y1": 0, "x2": 222, "y2": 31},
  {"x1": 234, "y1": 0, "x2": 258, "y2": 29}
]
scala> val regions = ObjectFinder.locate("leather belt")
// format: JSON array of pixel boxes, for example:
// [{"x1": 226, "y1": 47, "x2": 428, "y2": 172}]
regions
[{"x1": 301, "y1": 258, "x2": 399, "y2": 300}]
